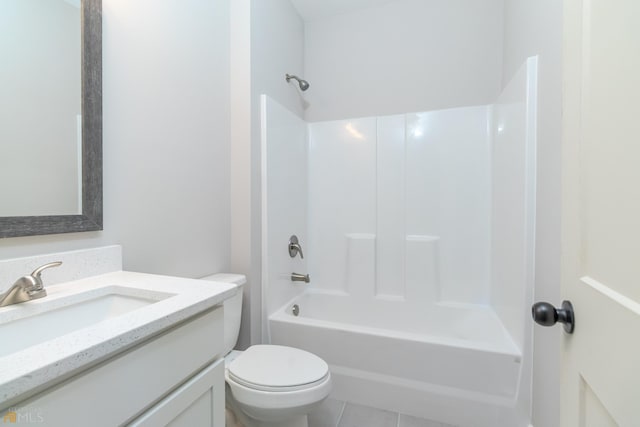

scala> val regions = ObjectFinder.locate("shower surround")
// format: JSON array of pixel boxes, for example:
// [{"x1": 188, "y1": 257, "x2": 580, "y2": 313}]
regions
[
  {"x1": 262, "y1": 58, "x2": 538, "y2": 427},
  {"x1": 307, "y1": 106, "x2": 491, "y2": 304}
]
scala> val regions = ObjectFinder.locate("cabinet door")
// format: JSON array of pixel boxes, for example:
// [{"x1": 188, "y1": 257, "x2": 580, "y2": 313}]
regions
[{"x1": 129, "y1": 359, "x2": 225, "y2": 427}]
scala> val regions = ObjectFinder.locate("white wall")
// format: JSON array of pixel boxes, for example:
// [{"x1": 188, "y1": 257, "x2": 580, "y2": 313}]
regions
[
  {"x1": 230, "y1": 0, "x2": 305, "y2": 348},
  {"x1": 261, "y1": 96, "x2": 308, "y2": 326},
  {"x1": 502, "y1": 2, "x2": 563, "y2": 427},
  {"x1": 0, "y1": 0, "x2": 232, "y2": 283},
  {"x1": 303, "y1": 0, "x2": 505, "y2": 122},
  {"x1": 0, "y1": 0, "x2": 81, "y2": 216},
  {"x1": 251, "y1": 1, "x2": 306, "y2": 120},
  {"x1": 230, "y1": 0, "x2": 253, "y2": 349}
]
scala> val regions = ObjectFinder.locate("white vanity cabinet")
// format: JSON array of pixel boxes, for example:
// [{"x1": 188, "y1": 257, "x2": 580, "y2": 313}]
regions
[
  {"x1": 129, "y1": 357, "x2": 224, "y2": 427},
  {"x1": 13, "y1": 306, "x2": 225, "y2": 427}
]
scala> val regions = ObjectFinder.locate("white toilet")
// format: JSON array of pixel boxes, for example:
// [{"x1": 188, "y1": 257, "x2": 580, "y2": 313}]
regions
[{"x1": 202, "y1": 274, "x2": 331, "y2": 427}]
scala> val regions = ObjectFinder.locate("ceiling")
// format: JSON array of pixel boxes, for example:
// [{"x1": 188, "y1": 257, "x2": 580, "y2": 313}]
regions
[{"x1": 289, "y1": 0, "x2": 397, "y2": 22}]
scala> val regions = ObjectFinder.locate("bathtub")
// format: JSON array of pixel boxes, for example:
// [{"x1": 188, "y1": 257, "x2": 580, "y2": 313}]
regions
[{"x1": 269, "y1": 291, "x2": 527, "y2": 427}]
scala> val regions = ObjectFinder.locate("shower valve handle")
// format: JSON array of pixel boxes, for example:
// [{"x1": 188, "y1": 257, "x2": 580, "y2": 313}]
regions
[
  {"x1": 532, "y1": 300, "x2": 575, "y2": 334},
  {"x1": 288, "y1": 235, "x2": 304, "y2": 259}
]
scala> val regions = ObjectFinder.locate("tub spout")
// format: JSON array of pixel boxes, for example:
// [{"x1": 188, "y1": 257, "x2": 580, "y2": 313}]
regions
[{"x1": 291, "y1": 273, "x2": 310, "y2": 283}]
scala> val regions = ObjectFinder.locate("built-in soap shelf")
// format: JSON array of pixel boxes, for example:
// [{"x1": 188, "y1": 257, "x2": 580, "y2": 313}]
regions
[{"x1": 344, "y1": 233, "x2": 440, "y2": 301}]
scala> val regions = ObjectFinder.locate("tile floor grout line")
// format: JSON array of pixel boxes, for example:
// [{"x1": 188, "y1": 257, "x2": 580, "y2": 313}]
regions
[{"x1": 335, "y1": 401, "x2": 347, "y2": 427}]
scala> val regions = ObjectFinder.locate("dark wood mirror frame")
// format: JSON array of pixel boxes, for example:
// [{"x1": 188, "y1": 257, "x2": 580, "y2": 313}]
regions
[{"x1": 0, "y1": 0, "x2": 102, "y2": 239}]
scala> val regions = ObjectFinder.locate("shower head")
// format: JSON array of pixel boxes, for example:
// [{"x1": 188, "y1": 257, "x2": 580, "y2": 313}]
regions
[{"x1": 286, "y1": 74, "x2": 310, "y2": 91}]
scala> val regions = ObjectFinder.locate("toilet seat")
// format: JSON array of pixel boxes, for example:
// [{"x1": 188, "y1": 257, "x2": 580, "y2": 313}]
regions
[
  {"x1": 226, "y1": 369, "x2": 332, "y2": 412},
  {"x1": 228, "y1": 372, "x2": 330, "y2": 392},
  {"x1": 225, "y1": 345, "x2": 332, "y2": 411},
  {"x1": 227, "y1": 345, "x2": 329, "y2": 392}
]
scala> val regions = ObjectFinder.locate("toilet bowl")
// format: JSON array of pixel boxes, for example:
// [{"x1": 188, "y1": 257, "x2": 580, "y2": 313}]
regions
[{"x1": 202, "y1": 274, "x2": 331, "y2": 427}]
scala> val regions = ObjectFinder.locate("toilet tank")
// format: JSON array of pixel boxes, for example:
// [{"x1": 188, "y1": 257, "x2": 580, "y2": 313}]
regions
[{"x1": 200, "y1": 273, "x2": 246, "y2": 355}]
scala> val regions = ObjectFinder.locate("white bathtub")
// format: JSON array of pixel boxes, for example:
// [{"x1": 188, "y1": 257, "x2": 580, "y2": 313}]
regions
[{"x1": 269, "y1": 291, "x2": 527, "y2": 427}]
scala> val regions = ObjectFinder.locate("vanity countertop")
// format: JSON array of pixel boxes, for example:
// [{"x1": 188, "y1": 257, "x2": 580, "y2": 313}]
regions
[{"x1": 0, "y1": 271, "x2": 237, "y2": 409}]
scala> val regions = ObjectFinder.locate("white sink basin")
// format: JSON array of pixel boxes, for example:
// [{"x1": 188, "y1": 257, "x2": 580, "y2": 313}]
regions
[{"x1": 0, "y1": 287, "x2": 171, "y2": 358}]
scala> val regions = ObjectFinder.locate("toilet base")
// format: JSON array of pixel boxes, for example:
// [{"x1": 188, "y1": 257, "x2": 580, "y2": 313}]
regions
[
  {"x1": 257, "y1": 416, "x2": 307, "y2": 427},
  {"x1": 226, "y1": 385, "x2": 309, "y2": 427},
  {"x1": 228, "y1": 411, "x2": 307, "y2": 427}
]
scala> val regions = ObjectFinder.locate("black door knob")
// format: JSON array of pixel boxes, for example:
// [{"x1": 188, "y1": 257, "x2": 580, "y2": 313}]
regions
[{"x1": 531, "y1": 300, "x2": 575, "y2": 334}]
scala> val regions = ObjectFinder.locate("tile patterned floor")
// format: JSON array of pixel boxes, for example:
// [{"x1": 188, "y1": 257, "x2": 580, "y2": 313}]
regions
[{"x1": 308, "y1": 399, "x2": 458, "y2": 427}]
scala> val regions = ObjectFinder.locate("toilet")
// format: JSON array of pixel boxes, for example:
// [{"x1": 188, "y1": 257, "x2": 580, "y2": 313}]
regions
[{"x1": 202, "y1": 274, "x2": 331, "y2": 427}]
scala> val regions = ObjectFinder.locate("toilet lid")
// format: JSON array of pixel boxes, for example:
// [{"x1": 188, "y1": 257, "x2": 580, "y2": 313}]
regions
[{"x1": 227, "y1": 345, "x2": 329, "y2": 390}]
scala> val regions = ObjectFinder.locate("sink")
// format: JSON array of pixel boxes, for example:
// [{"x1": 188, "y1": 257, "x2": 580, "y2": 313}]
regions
[
  {"x1": 0, "y1": 270, "x2": 237, "y2": 411},
  {"x1": 0, "y1": 286, "x2": 173, "y2": 358}
]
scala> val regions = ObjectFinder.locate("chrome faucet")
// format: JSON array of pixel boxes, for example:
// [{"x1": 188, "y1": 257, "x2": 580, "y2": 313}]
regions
[
  {"x1": 0, "y1": 261, "x2": 62, "y2": 308},
  {"x1": 291, "y1": 273, "x2": 310, "y2": 283}
]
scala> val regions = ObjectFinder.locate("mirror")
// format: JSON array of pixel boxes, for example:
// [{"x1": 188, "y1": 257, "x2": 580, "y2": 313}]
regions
[{"x1": 0, "y1": 0, "x2": 102, "y2": 238}]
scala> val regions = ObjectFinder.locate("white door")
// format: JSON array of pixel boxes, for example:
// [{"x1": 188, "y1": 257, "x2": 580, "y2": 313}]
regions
[{"x1": 560, "y1": 0, "x2": 640, "y2": 425}]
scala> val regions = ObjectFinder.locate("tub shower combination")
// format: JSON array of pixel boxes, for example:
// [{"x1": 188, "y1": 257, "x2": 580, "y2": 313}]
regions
[
  {"x1": 271, "y1": 293, "x2": 521, "y2": 426},
  {"x1": 262, "y1": 59, "x2": 538, "y2": 427}
]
